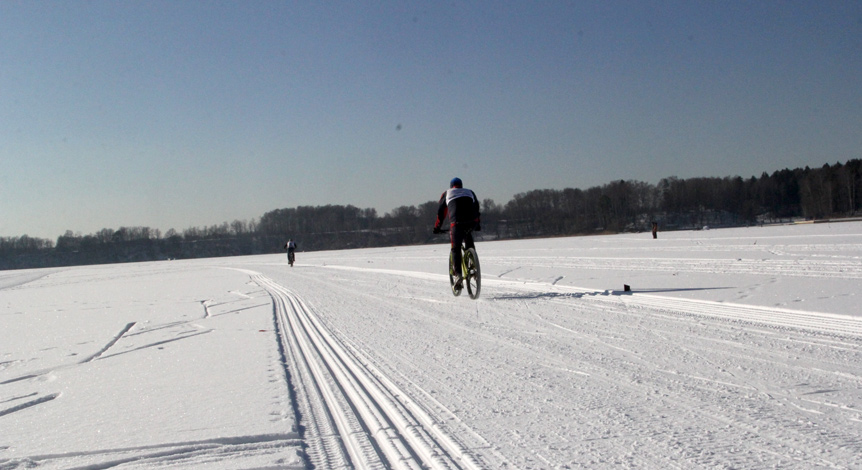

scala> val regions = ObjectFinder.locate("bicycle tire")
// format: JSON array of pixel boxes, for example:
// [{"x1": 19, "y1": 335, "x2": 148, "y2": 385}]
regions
[{"x1": 464, "y1": 248, "x2": 481, "y2": 299}]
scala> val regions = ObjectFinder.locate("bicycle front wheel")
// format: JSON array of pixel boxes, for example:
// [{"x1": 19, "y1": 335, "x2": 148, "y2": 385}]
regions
[{"x1": 464, "y1": 248, "x2": 481, "y2": 299}]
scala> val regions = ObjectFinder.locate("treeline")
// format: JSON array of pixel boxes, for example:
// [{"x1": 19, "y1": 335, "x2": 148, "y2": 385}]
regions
[
  {"x1": 494, "y1": 159, "x2": 860, "y2": 236},
  {"x1": 2, "y1": 159, "x2": 860, "y2": 270}
]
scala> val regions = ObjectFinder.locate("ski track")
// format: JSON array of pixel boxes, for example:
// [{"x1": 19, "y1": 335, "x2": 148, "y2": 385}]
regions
[
  {"x1": 253, "y1": 259, "x2": 862, "y2": 469},
  {"x1": 253, "y1": 272, "x2": 491, "y2": 470}
]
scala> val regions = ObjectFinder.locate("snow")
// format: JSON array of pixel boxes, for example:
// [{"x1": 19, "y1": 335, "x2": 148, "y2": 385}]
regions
[{"x1": 2, "y1": 222, "x2": 862, "y2": 469}]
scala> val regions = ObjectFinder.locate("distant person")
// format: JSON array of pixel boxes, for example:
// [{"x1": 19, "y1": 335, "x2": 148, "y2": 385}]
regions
[
  {"x1": 284, "y1": 239, "x2": 297, "y2": 265},
  {"x1": 433, "y1": 177, "x2": 481, "y2": 288},
  {"x1": 651, "y1": 221, "x2": 658, "y2": 239}
]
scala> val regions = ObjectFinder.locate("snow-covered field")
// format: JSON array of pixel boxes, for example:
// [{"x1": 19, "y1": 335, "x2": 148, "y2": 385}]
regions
[{"x1": 2, "y1": 222, "x2": 862, "y2": 469}]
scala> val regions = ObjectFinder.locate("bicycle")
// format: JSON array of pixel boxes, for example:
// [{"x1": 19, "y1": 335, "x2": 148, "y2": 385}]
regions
[{"x1": 438, "y1": 229, "x2": 481, "y2": 299}]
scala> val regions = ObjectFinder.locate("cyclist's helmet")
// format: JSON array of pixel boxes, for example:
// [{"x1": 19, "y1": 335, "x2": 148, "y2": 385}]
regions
[{"x1": 450, "y1": 177, "x2": 463, "y2": 188}]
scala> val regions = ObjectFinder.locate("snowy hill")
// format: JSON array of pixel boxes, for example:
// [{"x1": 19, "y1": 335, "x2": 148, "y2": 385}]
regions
[{"x1": 2, "y1": 222, "x2": 861, "y2": 469}]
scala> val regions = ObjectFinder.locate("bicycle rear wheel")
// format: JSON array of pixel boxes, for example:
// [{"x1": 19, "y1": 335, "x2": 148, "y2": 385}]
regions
[
  {"x1": 448, "y1": 251, "x2": 462, "y2": 296},
  {"x1": 464, "y1": 248, "x2": 481, "y2": 299}
]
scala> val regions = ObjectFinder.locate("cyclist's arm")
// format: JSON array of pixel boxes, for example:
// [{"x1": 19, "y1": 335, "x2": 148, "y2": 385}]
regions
[{"x1": 434, "y1": 192, "x2": 448, "y2": 230}]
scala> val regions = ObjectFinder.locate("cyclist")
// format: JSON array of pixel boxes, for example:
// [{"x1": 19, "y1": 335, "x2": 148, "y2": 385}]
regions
[
  {"x1": 284, "y1": 238, "x2": 297, "y2": 264},
  {"x1": 433, "y1": 177, "x2": 481, "y2": 288}
]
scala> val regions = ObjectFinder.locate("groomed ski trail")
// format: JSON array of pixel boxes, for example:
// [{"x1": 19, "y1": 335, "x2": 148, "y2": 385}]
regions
[{"x1": 252, "y1": 272, "x2": 492, "y2": 470}]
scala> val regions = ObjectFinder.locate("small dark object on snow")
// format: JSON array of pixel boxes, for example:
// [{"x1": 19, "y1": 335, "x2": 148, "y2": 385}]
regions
[{"x1": 624, "y1": 284, "x2": 631, "y2": 292}]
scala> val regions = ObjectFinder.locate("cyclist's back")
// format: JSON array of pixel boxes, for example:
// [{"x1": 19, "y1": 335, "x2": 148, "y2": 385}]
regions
[
  {"x1": 433, "y1": 178, "x2": 481, "y2": 285},
  {"x1": 442, "y1": 187, "x2": 479, "y2": 225},
  {"x1": 434, "y1": 178, "x2": 480, "y2": 230},
  {"x1": 284, "y1": 239, "x2": 297, "y2": 265}
]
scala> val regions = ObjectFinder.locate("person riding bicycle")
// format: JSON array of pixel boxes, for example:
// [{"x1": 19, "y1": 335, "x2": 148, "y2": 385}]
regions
[
  {"x1": 433, "y1": 177, "x2": 481, "y2": 289},
  {"x1": 284, "y1": 239, "x2": 297, "y2": 263}
]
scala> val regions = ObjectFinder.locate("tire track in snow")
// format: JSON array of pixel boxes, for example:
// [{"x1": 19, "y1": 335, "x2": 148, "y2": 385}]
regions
[
  {"x1": 516, "y1": 291, "x2": 862, "y2": 468},
  {"x1": 0, "y1": 393, "x2": 59, "y2": 417},
  {"x1": 79, "y1": 322, "x2": 137, "y2": 363},
  {"x1": 606, "y1": 292, "x2": 862, "y2": 338},
  {"x1": 1, "y1": 322, "x2": 139, "y2": 385},
  {"x1": 491, "y1": 277, "x2": 862, "y2": 338},
  {"x1": 309, "y1": 263, "x2": 862, "y2": 339},
  {"x1": 252, "y1": 272, "x2": 487, "y2": 470}
]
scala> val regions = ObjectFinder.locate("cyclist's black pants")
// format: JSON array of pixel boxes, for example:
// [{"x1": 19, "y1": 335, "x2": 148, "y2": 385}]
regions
[{"x1": 449, "y1": 223, "x2": 475, "y2": 277}]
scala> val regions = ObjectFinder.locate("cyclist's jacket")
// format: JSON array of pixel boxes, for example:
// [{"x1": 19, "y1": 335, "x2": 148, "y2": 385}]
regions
[{"x1": 435, "y1": 187, "x2": 480, "y2": 229}]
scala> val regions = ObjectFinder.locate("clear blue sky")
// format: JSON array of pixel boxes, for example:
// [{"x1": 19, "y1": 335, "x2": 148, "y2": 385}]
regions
[{"x1": 2, "y1": 1, "x2": 861, "y2": 239}]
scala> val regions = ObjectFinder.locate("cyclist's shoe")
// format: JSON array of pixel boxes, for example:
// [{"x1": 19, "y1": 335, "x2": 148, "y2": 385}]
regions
[{"x1": 454, "y1": 276, "x2": 463, "y2": 290}]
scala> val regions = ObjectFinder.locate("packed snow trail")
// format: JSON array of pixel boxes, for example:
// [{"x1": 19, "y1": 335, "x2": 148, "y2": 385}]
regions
[
  {"x1": 252, "y1": 240, "x2": 862, "y2": 469},
  {"x1": 252, "y1": 273, "x2": 493, "y2": 469}
]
